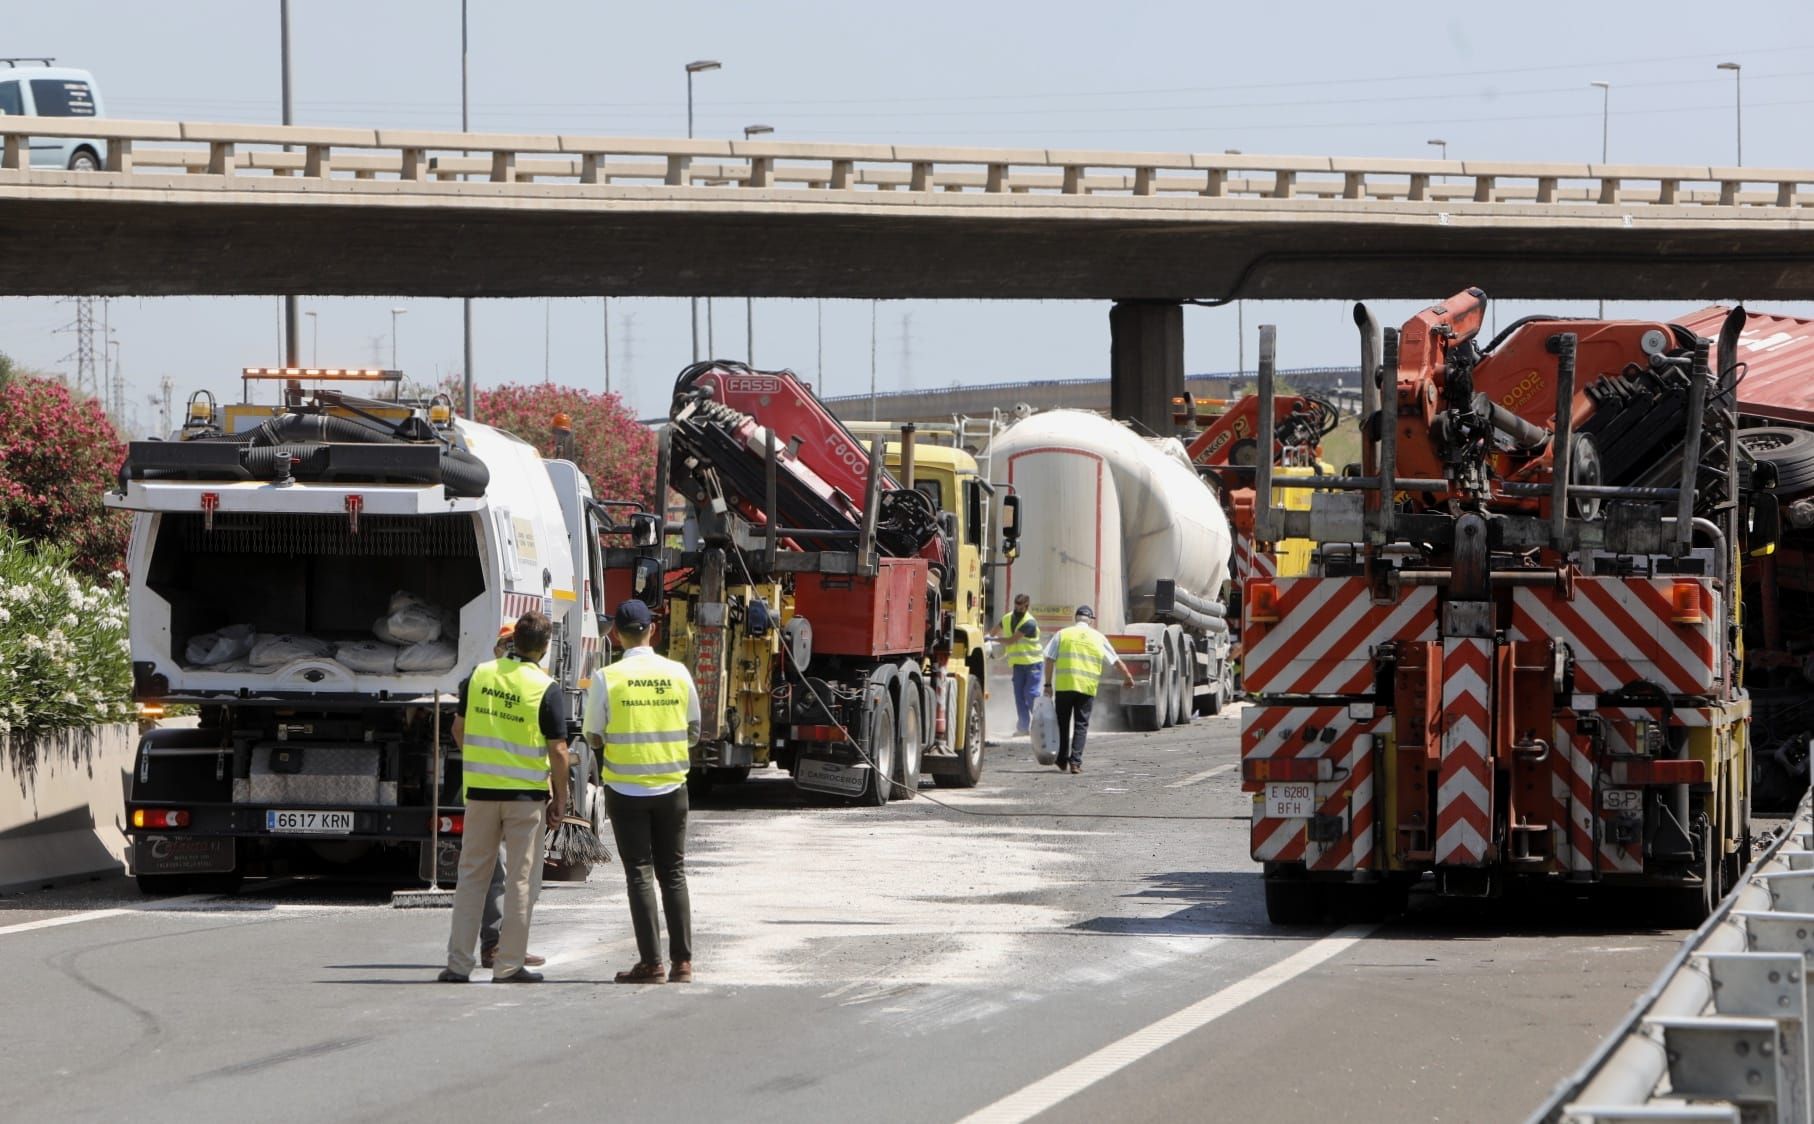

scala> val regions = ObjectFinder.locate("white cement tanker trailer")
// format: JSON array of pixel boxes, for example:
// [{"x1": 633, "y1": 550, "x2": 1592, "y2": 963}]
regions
[{"x1": 988, "y1": 410, "x2": 1234, "y2": 729}]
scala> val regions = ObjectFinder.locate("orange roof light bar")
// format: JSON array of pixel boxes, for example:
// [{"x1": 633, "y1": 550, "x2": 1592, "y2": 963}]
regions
[{"x1": 241, "y1": 367, "x2": 402, "y2": 381}]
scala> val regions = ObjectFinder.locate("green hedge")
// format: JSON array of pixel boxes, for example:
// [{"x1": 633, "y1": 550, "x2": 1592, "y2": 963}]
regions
[{"x1": 0, "y1": 529, "x2": 133, "y2": 741}]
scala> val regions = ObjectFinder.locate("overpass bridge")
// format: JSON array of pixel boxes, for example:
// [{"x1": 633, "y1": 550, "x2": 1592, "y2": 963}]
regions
[{"x1": 7, "y1": 115, "x2": 1812, "y2": 428}]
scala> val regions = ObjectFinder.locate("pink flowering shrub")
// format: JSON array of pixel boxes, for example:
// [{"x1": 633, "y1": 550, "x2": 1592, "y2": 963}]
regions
[
  {"x1": 0, "y1": 374, "x2": 130, "y2": 580},
  {"x1": 470, "y1": 383, "x2": 657, "y2": 508}
]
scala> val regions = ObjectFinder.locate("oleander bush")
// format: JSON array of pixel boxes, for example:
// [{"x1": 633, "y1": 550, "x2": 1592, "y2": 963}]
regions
[
  {"x1": 0, "y1": 367, "x2": 131, "y2": 580},
  {"x1": 468, "y1": 382, "x2": 658, "y2": 507},
  {"x1": 0, "y1": 529, "x2": 133, "y2": 745}
]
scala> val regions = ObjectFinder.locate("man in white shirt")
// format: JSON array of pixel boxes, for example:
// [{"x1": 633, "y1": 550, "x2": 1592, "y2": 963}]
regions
[{"x1": 581, "y1": 599, "x2": 703, "y2": 984}]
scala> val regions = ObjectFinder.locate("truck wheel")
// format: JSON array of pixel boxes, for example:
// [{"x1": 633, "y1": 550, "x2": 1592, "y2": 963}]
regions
[
  {"x1": 1172, "y1": 654, "x2": 1193, "y2": 727},
  {"x1": 686, "y1": 767, "x2": 716, "y2": 800},
  {"x1": 895, "y1": 690, "x2": 924, "y2": 801},
  {"x1": 935, "y1": 675, "x2": 986, "y2": 788},
  {"x1": 1665, "y1": 815, "x2": 1721, "y2": 928},
  {"x1": 1156, "y1": 652, "x2": 1175, "y2": 729},
  {"x1": 1264, "y1": 878, "x2": 1326, "y2": 925},
  {"x1": 859, "y1": 695, "x2": 897, "y2": 807}
]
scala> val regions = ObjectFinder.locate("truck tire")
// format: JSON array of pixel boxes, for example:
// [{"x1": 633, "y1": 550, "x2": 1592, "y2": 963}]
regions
[
  {"x1": 895, "y1": 689, "x2": 924, "y2": 801},
  {"x1": 1126, "y1": 702, "x2": 1162, "y2": 732},
  {"x1": 1739, "y1": 427, "x2": 1814, "y2": 494},
  {"x1": 136, "y1": 873, "x2": 193, "y2": 896},
  {"x1": 1172, "y1": 652, "x2": 1193, "y2": 727},
  {"x1": 1665, "y1": 815, "x2": 1721, "y2": 928},
  {"x1": 935, "y1": 675, "x2": 986, "y2": 789},
  {"x1": 1264, "y1": 877, "x2": 1326, "y2": 925},
  {"x1": 859, "y1": 695, "x2": 897, "y2": 807},
  {"x1": 1156, "y1": 651, "x2": 1175, "y2": 729}
]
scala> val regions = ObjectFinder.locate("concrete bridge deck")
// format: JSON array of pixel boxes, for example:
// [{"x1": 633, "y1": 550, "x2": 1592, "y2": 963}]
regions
[{"x1": 5, "y1": 118, "x2": 1814, "y2": 301}]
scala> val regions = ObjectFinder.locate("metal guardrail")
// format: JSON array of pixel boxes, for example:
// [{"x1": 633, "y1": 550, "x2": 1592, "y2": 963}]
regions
[
  {"x1": 9, "y1": 116, "x2": 1814, "y2": 209},
  {"x1": 1530, "y1": 792, "x2": 1814, "y2": 1123}
]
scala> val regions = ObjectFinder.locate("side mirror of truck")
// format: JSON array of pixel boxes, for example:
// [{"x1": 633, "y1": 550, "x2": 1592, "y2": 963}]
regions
[
  {"x1": 628, "y1": 512, "x2": 661, "y2": 548},
  {"x1": 632, "y1": 555, "x2": 665, "y2": 609},
  {"x1": 1749, "y1": 492, "x2": 1782, "y2": 557},
  {"x1": 1000, "y1": 494, "x2": 1022, "y2": 561}
]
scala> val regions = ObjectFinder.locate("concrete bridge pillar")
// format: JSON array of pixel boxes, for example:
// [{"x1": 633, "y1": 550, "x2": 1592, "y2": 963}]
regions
[{"x1": 1108, "y1": 300, "x2": 1183, "y2": 434}]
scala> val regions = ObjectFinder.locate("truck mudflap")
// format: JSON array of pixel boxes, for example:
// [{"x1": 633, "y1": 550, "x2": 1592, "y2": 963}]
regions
[{"x1": 1243, "y1": 705, "x2": 1382, "y2": 873}]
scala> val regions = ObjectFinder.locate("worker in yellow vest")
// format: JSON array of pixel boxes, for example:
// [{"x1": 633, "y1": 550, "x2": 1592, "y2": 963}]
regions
[
  {"x1": 1041, "y1": 605, "x2": 1133, "y2": 774},
  {"x1": 988, "y1": 592, "x2": 1044, "y2": 735},
  {"x1": 583, "y1": 599, "x2": 701, "y2": 985},
  {"x1": 441, "y1": 610, "x2": 569, "y2": 984}
]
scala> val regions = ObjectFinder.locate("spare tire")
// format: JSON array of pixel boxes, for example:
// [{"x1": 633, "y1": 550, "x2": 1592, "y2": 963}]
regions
[{"x1": 1739, "y1": 427, "x2": 1814, "y2": 495}]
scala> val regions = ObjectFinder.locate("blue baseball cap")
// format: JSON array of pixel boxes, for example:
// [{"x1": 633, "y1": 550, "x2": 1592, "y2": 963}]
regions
[
  {"x1": 613, "y1": 599, "x2": 653, "y2": 629},
  {"x1": 1075, "y1": 605, "x2": 1095, "y2": 620}
]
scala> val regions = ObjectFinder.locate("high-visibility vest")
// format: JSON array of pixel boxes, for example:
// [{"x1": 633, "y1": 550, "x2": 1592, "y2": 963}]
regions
[
  {"x1": 600, "y1": 653, "x2": 692, "y2": 791},
  {"x1": 1001, "y1": 611, "x2": 1043, "y2": 666},
  {"x1": 461, "y1": 657, "x2": 555, "y2": 797},
  {"x1": 1052, "y1": 624, "x2": 1107, "y2": 696}
]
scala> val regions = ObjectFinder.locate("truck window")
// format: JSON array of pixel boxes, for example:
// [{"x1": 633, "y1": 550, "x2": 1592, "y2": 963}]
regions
[
  {"x1": 29, "y1": 79, "x2": 95, "y2": 117},
  {"x1": 964, "y1": 480, "x2": 984, "y2": 546},
  {"x1": 0, "y1": 82, "x2": 21, "y2": 116},
  {"x1": 914, "y1": 479, "x2": 943, "y2": 510}
]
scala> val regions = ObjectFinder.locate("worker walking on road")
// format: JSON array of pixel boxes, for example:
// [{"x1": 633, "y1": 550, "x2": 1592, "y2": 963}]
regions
[
  {"x1": 989, "y1": 593, "x2": 1044, "y2": 735},
  {"x1": 1042, "y1": 605, "x2": 1133, "y2": 774},
  {"x1": 583, "y1": 599, "x2": 701, "y2": 985},
  {"x1": 440, "y1": 610, "x2": 569, "y2": 984},
  {"x1": 476, "y1": 622, "x2": 545, "y2": 972}
]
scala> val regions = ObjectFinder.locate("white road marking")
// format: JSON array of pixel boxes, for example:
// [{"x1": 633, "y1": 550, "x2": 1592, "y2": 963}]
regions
[
  {"x1": 956, "y1": 924, "x2": 1379, "y2": 1124},
  {"x1": 0, "y1": 894, "x2": 217, "y2": 936},
  {"x1": 1165, "y1": 762, "x2": 1236, "y2": 789}
]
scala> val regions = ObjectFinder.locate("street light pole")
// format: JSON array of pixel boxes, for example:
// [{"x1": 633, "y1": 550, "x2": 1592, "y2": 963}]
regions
[
  {"x1": 1591, "y1": 81, "x2": 1611, "y2": 317},
  {"x1": 1717, "y1": 62, "x2": 1743, "y2": 166},
  {"x1": 304, "y1": 310, "x2": 318, "y2": 366},
  {"x1": 742, "y1": 123, "x2": 774, "y2": 365},
  {"x1": 461, "y1": 0, "x2": 474, "y2": 416},
  {"x1": 686, "y1": 60, "x2": 722, "y2": 362},
  {"x1": 280, "y1": 0, "x2": 300, "y2": 366},
  {"x1": 390, "y1": 307, "x2": 407, "y2": 370}
]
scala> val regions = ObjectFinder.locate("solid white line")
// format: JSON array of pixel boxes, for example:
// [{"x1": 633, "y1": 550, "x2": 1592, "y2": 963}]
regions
[
  {"x1": 1165, "y1": 762, "x2": 1236, "y2": 789},
  {"x1": 955, "y1": 924, "x2": 1379, "y2": 1124},
  {"x1": 0, "y1": 893, "x2": 216, "y2": 937}
]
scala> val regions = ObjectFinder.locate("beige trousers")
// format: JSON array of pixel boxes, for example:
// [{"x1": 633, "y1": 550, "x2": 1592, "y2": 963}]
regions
[{"x1": 446, "y1": 799, "x2": 545, "y2": 977}]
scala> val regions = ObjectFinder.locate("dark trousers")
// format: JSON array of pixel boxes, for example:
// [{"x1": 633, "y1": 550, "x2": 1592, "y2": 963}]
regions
[
  {"x1": 1054, "y1": 690, "x2": 1095, "y2": 766},
  {"x1": 606, "y1": 786, "x2": 693, "y2": 965}
]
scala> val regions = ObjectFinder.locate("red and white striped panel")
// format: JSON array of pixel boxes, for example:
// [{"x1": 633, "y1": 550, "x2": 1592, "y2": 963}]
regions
[
  {"x1": 501, "y1": 591, "x2": 544, "y2": 623},
  {"x1": 1242, "y1": 577, "x2": 1437, "y2": 696},
  {"x1": 1509, "y1": 580, "x2": 1719, "y2": 695},
  {"x1": 1244, "y1": 706, "x2": 1381, "y2": 872},
  {"x1": 1234, "y1": 533, "x2": 1277, "y2": 583},
  {"x1": 1550, "y1": 719, "x2": 1594, "y2": 874},
  {"x1": 1435, "y1": 637, "x2": 1493, "y2": 867}
]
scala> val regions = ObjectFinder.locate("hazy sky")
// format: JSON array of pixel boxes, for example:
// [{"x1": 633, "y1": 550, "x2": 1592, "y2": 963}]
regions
[{"x1": 6, "y1": 1, "x2": 1814, "y2": 429}]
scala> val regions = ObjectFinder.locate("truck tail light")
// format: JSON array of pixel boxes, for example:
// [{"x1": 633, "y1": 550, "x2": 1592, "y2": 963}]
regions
[
  {"x1": 438, "y1": 814, "x2": 464, "y2": 835},
  {"x1": 132, "y1": 808, "x2": 191, "y2": 829},
  {"x1": 1670, "y1": 580, "x2": 1704, "y2": 624},
  {"x1": 792, "y1": 724, "x2": 850, "y2": 745},
  {"x1": 1614, "y1": 758, "x2": 1707, "y2": 786},
  {"x1": 1243, "y1": 757, "x2": 1330, "y2": 783},
  {"x1": 1248, "y1": 579, "x2": 1280, "y2": 624}
]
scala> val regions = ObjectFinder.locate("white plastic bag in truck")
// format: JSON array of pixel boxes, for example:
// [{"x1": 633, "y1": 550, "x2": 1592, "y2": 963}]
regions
[
  {"x1": 249, "y1": 633, "x2": 335, "y2": 668},
  {"x1": 377, "y1": 591, "x2": 444, "y2": 645},
  {"x1": 185, "y1": 622, "x2": 256, "y2": 666},
  {"x1": 336, "y1": 640, "x2": 399, "y2": 675},
  {"x1": 395, "y1": 638, "x2": 458, "y2": 672}
]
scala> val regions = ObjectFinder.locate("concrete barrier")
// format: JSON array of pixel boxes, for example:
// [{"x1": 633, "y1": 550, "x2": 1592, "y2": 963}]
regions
[{"x1": 0, "y1": 724, "x2": 135, "y2": 889}]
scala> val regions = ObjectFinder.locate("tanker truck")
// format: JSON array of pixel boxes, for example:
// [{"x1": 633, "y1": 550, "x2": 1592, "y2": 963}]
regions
[{"x1": 988, "y1": 410, "x2": 1235, "y2": 729}]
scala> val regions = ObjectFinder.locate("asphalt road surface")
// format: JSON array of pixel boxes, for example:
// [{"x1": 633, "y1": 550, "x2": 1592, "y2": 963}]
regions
[{"x1": 1, "y1": 706, "x2": 1691, "y2": 1123}]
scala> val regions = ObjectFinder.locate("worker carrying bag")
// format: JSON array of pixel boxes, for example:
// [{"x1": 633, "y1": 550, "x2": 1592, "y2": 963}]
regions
[{"x1": 1030, "y1": 695, "x2": 1059, "y2": 766}]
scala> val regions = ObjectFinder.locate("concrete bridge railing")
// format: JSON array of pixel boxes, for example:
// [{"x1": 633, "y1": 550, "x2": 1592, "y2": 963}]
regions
[{"x1": 7, "y1": 116, "x2": 1814, "y2": 209}]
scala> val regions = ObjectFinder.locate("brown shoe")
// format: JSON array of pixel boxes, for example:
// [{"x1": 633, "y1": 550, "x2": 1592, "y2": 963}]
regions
[
  {"x1": 1069, "y1": 763, "x2": 1082, "y2": 774},
  {"x1": 615, "y1": 961, "x2": 667, "y2": 984},
  {"x1": 669, "y1": 961, "x2": 693, "y2": 983},
  {"x1": 481, "y1": 946, "x2": 546, "y2": 969}
]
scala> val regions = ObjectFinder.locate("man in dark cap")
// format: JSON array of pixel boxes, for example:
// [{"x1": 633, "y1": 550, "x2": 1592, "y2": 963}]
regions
[
  {"x1": 582, "y1": 599, "x2": 701, "y2": 984},
  {"x1": 1041, "y1": 605, "x2": 1133, "y2": 774}
]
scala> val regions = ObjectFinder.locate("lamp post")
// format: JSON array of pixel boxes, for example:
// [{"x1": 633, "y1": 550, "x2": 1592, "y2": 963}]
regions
[
  {"x1": 743, "y1": 123, "x2": 774, "y2": 365},
  {"x1": 304, "y1": 310, "x2": 318, "y2": 366},
  {"x1": 1225, "y1": 149, "x2": 1245, "y2": 378},
  {"x1": 279, "y1": 0, "x2": 300, "y2": 367},
  {"x1": 1427, "y1": 138, "x2": 1447, "y2": 161},
  {"x1": 390, "y1": 307, "x2": 407, "y2": 370},
  {"x1": 461, "y1": 0, "x2": 473, "y2": 415},
  {"x1": 686, "y1": 60, "x2": 722, "y2": 362},
  {"x1": 1590, "y1": 82, "x2": 1610, "y2": 316},
  {"x1": 1717, "y1": 62, "x2": 1743, "y2": 166}
]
